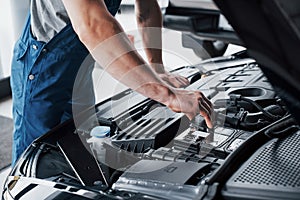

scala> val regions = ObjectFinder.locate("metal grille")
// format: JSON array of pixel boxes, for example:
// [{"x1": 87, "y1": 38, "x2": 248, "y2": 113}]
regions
[{"x1": 234, "y1": 131, "x2": 300, "y2": 187}]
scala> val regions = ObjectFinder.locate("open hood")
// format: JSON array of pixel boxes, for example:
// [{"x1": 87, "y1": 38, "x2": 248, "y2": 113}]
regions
[{"x1": 213, "y1": 0, "x2": 300, "y2": 122}]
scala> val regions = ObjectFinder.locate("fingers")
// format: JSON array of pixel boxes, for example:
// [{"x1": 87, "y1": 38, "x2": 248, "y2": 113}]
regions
[
  {"x1": 198, "y1": 99, "x2": 209, "y2": 116},
  {"x1": 200, "y1": 109, "x2": 213, "y2": 129},
  {"x1": 168, "y1": 88, "x2": 214, "y2": 128},
  {"x1": 160, "y1": 73, "x2": 190, "y2": 88},
  {"x1": 186, "y1": 106, "x2": 213, "y2": 129},
  {"x1": 198, "y1": 93, "x2": 214, "y2": 128},
  {"x1": 200, "y1": 95, "x2": 213, "y2": 116},
  {"x1": 175, "y1": 76, "x2": 190, "y2": 87}
]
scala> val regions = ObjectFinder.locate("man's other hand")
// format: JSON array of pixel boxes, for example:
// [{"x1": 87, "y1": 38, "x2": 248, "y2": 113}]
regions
[{"x1": 158, "y1": 71, "x2": 190, "y2": 88}]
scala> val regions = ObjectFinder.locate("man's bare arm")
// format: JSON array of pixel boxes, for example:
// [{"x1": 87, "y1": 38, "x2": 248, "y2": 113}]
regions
[
  {"x1": 135, "y1": 0, "x2": 189, "y2": 88},
  {"x1": 135, "y1": 0, "x2": 163, "y2": 72},
  {"x1": 62, "y1": 0, "x2": 213, "y2": 127}
]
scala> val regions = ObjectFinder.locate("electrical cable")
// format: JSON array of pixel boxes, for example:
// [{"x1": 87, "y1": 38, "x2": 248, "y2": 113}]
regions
[{"x1": 230, "y1": 95, "x2": 280, "y2": 121}]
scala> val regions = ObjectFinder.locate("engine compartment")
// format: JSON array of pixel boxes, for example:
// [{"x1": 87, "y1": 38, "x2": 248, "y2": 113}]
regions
[{"x1": 7, "y1": 52, "x2": 299, "y2": 200}]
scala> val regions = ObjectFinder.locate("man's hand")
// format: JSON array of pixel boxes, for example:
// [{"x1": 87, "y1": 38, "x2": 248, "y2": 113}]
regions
[
  {"x1": 149, "y1": 62, "x2": 190, "y2": 88},
  {"x1": 167, "y1": 89, "x2": 214, "y2": 128},
  {"x1": 158, "y1": 71, "x2": 190, "y2": 88}
]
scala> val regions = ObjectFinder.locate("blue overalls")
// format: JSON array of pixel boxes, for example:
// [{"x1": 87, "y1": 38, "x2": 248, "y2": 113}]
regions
[{"x1": 11, "y1": 0, "x2": 122, "y2": 166}]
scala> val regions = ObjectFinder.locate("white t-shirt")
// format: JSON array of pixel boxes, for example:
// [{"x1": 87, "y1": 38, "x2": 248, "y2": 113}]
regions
[{"x1": 30, "y1": 0, "x2": 69, "y2": 42}]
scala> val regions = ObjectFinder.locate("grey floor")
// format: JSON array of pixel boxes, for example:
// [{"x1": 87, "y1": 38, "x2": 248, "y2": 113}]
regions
[
  {"x1": 0, "y1": 115, "x2": 13, "y2": 169},
  {"x1": 0, "y1": 5, "x2": 244, "y2": 195}
]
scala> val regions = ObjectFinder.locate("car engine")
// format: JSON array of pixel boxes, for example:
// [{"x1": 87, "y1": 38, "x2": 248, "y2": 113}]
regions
[{"x1": 4, "y1": 51, "x2": 299, "y2": 200}]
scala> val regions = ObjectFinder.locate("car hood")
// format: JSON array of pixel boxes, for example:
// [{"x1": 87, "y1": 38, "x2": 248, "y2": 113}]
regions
[{"x1": 213, "y1": 0, "x2": 300, "y2": 122}]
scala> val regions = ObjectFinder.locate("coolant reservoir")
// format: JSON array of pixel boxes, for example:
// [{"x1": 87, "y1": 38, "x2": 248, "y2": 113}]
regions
[{"x1": 87, "y1": 126, "x2": 111, "y2": 164}]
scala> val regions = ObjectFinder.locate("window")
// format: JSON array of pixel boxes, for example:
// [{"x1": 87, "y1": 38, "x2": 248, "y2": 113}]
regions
[{"x1": 0, "y1": 0, "x2": 29, "y2": 99}]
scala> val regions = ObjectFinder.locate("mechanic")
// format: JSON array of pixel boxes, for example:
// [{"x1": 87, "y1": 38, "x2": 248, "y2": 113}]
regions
[{"x1": 10, "y1": 0, "x2": 213, "y2": 166}]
